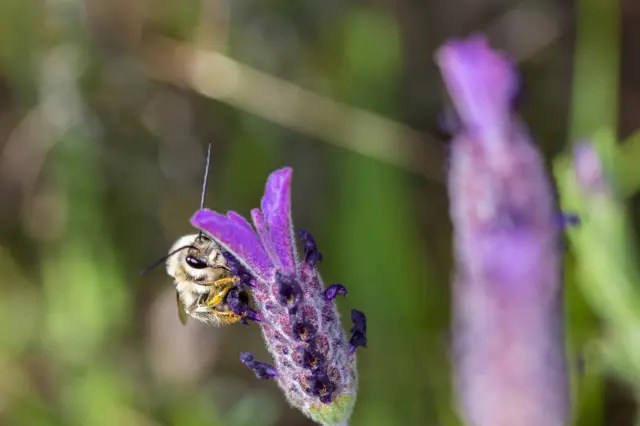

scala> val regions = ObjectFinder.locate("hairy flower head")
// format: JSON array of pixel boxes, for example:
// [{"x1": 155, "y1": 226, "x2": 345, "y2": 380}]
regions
[
  {"x1": 436, "y1": 35, "x2": 570, "y2": 426},
  {"x1": 190, "y1": 168, "x2": 365, "y2": 425}
]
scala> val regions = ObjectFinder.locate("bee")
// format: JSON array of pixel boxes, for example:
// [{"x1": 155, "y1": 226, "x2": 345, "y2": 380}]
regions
[
  {"x1": 141, "y1": 143, "x2": 252, "y2": 327},
  {"x1": 165, "y1": 233, "x2": 250, "y2": 326}
]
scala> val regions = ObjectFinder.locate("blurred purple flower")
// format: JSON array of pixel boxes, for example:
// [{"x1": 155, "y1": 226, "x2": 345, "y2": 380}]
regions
[
  {"x1": 436, "y1": 35, "x2": 570, "y2": 426},
  {"x1": 190, "y1": 168, "x2": 362, "y2": 425}
]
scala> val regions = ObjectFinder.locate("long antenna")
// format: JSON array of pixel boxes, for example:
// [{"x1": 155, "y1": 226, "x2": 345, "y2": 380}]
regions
[
  {"x1": 201, "y1": 143, "x2": 212, "y2": 210},
  {"x1": 140, "y1": 143, "x2": 213, "y2": 276},
  {"x1": 139, "y1": 244, "x2": 195, "y2": 276},
  {"x1": 197, "y1": 143, "x2": 212, "y2": 241}
]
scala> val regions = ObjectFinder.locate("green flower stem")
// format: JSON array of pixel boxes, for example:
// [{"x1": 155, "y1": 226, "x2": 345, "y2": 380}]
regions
[{"x1": 554, "y1": 134, "x2": 640, "y2": 386}]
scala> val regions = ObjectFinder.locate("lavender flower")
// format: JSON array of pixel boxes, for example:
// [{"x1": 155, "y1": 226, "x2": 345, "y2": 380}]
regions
[
  {"x1": 190, "y1": 168, "x2": 363, "y2": 425},
  {"x1": 436, "y1": 35, "x2": 570, "y2": 426}
]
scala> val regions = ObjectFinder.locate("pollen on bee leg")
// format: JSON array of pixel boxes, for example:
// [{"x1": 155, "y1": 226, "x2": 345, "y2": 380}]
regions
[
  {"x1": 240, "y1": 352, "x2": 278, "y2": 380},
  {"x1": 213, "y1": 277, "x2": 241, "y2": 287},
  {"x1": 205, "y1": 277, "x2": 241, "y2": 307}
]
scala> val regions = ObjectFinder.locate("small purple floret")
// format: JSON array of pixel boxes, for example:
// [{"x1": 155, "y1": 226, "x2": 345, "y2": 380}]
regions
[
  {"x1": 240, "y1": 352, "x2": 278, "y2": 380},
  {"x1": 306, "y1": 372, "x2": 337, "y2": 404},
  {"x1": 277, "y1": 272, "x2": 304, "y2": 312},
  {"x1": 292, "y1": 316, "x2": 317, "y2": 342},
  {"x1": 298, "y1": 229, "x2": 323, "y2": 266},
  {"x1": 349, "y1": 309, "x2": 367, "y2": 352},
  {"x1": 324, "y1": 284, "x2": 348, "y2": 301},
  {"x1": 227, "y1": 289, "x2": 261, "y2": 323},
  {"x1": 302, "y1": 343, "x2": 326, "y2": 373}
]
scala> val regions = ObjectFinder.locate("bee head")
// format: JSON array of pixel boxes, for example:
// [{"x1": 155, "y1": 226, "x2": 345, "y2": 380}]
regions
[{"x1": 166, "y1": 233, "x2": 228, "y2": 285}]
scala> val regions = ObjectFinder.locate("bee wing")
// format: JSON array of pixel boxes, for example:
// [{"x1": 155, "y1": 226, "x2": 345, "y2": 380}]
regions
[{"x1": 176, "y1": 291, "x2": 189, "y2": 325}]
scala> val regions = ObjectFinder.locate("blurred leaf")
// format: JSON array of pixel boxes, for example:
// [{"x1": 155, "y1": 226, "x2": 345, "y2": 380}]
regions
[
  {"x1": 6, "y1": 395, "x2": 62, "y2": 426},
  {"x1": 332, "y1": 152, "x2": 438, "y2": 425},
  {"x1": 61, "y1": 367, "x2": 146, "y2": 426},
  {"x1": 342, "y1": 9, "x2": 400, "y2": 87},
  {"x1": 618, "y1": 131, "x2": 640, "y2": 197},
  {"x1": 338, "y1": 8, "x2": 400, "y2": 112},
  {"x1": 164, "y1": 391, "x2": 224, "y2": 426},
  {"x1": 564, "y1": 254, "x2": 603, "y2": 426},
  {"x1": 42, "y1": 134, "x2": 130, "y2": 363},
  {"x1": 564, "y1": 0, "x2": 621, "y2": 423},
  {"x1": 555, "y1": 132, "x2": 640, "y2": 425},
  {"x1": 0, "y1": 247, "x2": 39, "y2": 357},
  {"x1": 0, "y1": 0, "x2": 39, "y2": 105},
  {"x1": 224, "y1": 391, "x2": 279, "y2": 426},
  {"x1": 568, "y1": 0, "x2": 620, "y2": 141},
  {"x1": 219, "y1": 115, "x2": 281, "y2": 212},
  {"x1": 328, "y1": 8, "x2": 443, "y2": 425}
]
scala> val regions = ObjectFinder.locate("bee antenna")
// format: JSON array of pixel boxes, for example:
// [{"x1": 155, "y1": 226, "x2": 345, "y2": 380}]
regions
[
  {"x1": 139, "y1": 244, "x2": 195, "y2": 276},
  {"x1": 200, "y1": 143, "x2": 212, "y2": 210},
  {"x1": 197, "y1": 143, "x2": 212, "y2": 241}
]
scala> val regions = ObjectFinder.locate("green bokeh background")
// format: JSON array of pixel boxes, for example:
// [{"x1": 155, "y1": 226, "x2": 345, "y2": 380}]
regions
[{"x1": 1, "y1": 0, "x2": 639, "y2": 425}]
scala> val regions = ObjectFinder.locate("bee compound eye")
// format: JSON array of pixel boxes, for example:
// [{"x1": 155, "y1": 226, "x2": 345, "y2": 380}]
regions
[{"x1": 186, "y1": 255, "x2": 208, "y2": 269}]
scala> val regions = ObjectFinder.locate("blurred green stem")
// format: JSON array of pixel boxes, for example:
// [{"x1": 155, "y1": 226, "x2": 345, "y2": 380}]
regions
[
  {"x1": 568, "y1": 0, "x2": 620, "y2": 141},
  {"x1": 619, "y1": 130, "x2": 640, "y2": 196},
  {"x1": 562, "y1": 0, "x2": 620, "y2": 424},
  {"x1": 556, "y1": 135, "x2": 640, "y2": 382}
]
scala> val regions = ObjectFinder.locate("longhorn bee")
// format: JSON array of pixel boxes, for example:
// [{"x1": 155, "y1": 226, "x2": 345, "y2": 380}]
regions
[
  {"x1": 165, "y1": 233, "x2": 250, "y2": 326},
  {"x1": 141, "y1": 143, "x2": 253, "y2": 326}
]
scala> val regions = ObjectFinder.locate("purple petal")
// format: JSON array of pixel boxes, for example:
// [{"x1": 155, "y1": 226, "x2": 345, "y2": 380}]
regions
[
  {"x1": 228, "y1": 211, "x2": 259, "y2": 236},
  {"x1": 260, "y1": 167, "x2": 296, "y2": 275},
  {"x1": 436, "y1": 35, "x2": 518, "y2": 158},
  {"x1": 251, "y1": 208, "x2": 282, "y2": 268},
  {"x1": 191, "y1": 209, "x2": 272, "y2": 279}
]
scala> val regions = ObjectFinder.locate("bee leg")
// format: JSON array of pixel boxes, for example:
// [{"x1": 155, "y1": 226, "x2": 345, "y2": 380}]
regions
[
  {"x1": 214, "y1": 310, "x2": 245, "y2": 325},
  {"x1": 191, "y1": 305, "x2": 245, "y2": 326},
  {"x1": 205, "y1": 277, "x2": 240, "y2": 307}
]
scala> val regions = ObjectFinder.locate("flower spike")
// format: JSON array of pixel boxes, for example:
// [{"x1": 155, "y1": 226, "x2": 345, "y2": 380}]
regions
[
  {"x1": 191, "y1": 168, "x2": 362, "y2": 425},
  {"x1": 436, "y1": 35, "x2": 570, "y2": 426}
]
